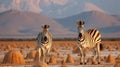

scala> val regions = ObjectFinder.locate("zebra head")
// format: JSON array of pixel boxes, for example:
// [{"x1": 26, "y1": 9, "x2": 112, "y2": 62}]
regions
[
  {"x1": 42, "y1": 25, "x2": 50, "y2": 32},
  {"x1": 41, "y1": 25, "x2": 50, "y2": 44},
  {"x1": 77, "y1": 20, "x2": 85, "y2": 33},
  {"x1": 77, "y1": 20, "x2": 85, "y2": 29},
  {"x1": 77, "y1": 20, "x2": 85, "y2": 40}
]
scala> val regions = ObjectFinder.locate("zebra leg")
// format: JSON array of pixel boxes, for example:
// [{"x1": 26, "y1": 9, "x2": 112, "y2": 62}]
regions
[
  {"x1": 38, "y1": 48, "x2": 41, "y2": 63},
  {"x1": 96, "y1": 43, "x2": 101, "y2": 64},
  {"x1": 83, "y1": 49, "x2": 87, "y2": 64},
  {"x1": 45, "y1": 53, "x2": 50, "y2": 64},
  {"x1": 42, "y1": 54, "x2": 45, "y2": 63},
  {"x1": 93, "y1": 48, "x2": 97, "y2": 64},
  {"x1": 79, "y1": 47, "x2": 84, "y2": 64}
]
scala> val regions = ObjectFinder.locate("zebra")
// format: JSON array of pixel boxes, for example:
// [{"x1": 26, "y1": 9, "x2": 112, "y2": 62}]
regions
[
  {"x1": 76, "y1": 20, "x2": 101, "y2": 64},
  {"x1": 36, "y1": 25, "x2": 52, "y2": 63}
]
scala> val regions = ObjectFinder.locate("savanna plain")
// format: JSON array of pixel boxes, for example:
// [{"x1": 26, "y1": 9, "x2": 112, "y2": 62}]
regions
[{"x1": 0, "y1": 39, "x2": 120, "y2": 67}]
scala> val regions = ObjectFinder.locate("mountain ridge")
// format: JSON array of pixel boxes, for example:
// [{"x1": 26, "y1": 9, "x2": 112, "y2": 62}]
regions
[
  {"x1": 0, "y1": 10, "x2": 75, "y2": 38},
  {"x1": 56, "y1": 10, "x2": 120, "y2": 38}
]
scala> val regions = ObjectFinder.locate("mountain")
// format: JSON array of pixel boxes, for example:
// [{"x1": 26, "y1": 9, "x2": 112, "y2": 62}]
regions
[
  {"x1": 112, "y1": 15, "x2": 120, "y2": 21},
  {"x1": 56, "y1": 11, "x2": 120, "y2": 38},
  {"x1": 0, "y1": 10, "x2": 75, "y2": 38}
]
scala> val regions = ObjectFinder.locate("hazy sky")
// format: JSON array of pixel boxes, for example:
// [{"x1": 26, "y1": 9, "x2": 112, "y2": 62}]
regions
[
  {"x1": 0, "y1": 0, "x2": 120, "y2": 16},
  {"x1": 86, "y1": 0, "x2": 120, "y2": 14}
]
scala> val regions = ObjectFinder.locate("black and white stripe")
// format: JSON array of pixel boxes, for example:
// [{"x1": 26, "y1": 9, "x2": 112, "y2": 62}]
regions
[
  {"x1": 77, "y1": 20, "x2": 101, "y2": 64},
  {"x1": 87, "y1": 29, "x2": 101, "y2": 43},
  {"x1": 35, "y1": 25, "x2": 52, "y2": 63}
]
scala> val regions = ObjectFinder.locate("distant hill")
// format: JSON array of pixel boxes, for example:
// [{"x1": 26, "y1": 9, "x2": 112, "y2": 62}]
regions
[
  {"x1": 0, "y1": 10, "x2": 120, "y2": 38},
  {"x1": 56, "y1": 11, "x2": 120, "y2": 38},
  {"x1": 0, "y1": 10, "x2": 75, "y2": 38}
]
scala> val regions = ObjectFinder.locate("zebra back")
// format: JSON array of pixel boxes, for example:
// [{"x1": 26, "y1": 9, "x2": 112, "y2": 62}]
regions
[{"x1": 87, "y1": 29, "x2": 101, "y2": 43}]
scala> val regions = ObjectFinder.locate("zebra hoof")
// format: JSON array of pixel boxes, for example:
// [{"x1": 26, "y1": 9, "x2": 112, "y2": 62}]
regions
[
  {"x1": 84, "y1": 62, "x2": 87, "y2": 65},
  {"x1": 47, "y1": 62, "x2": 49, "y2": 64},
  {"x1": 80, "y1": 63, "x2": 83, "y2": 65},
  {"x1": 98, "y1": 62, "x2": 100, "y2": 64}
]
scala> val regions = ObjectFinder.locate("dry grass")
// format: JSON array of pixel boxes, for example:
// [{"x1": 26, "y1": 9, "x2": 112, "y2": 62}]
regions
[
  {"x1": 2, "y1": 50, "x2": 25, "y2": 64},
  {"x1": 26, "y1": 50, "x2": 36, "y2": 59},
  {"x1": 0, "y1": 41, "x2": 36, "y2": 50},
  {"x1": 0, "y1": 40, "x2": 119, "y2": 50},
  {"x1": 0, "y1": 40, "x2": 120, "y2": 66}
]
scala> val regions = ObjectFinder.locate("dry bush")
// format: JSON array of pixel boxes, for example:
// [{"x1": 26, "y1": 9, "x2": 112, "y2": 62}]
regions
[
  {"x1": 61, "y1": 58, "x2": 67, "y2": 67},
  {"x1": 12, "y1": 43, "x2": 17, "y2": 48},
  {"x1": 39, "y1": 62, "x2": 48, "y2": 67},
  {"x1": 57, "y1": 52, "x2": 64, "y2": 58},
  {"x1": 66, "y1": 54, "x2": 75, "y2": 63},
  {"x1": 49, "y1": 55, "x2": 57, "y2": 64},
  {"x1": 51, "y1": 47, "x2": 59, "y2": 53},
  {"x1": 87, "y1": 57, "x2": 93, "y2": 64},
  {"x1": 72, "y1": 47, "x2": 90, "y2": 55},
  {"x1": 115, "y1": 60, "x2": 120, "y2": 67},
  {"x1": 106, "y1": 54, "x2": 115, "y2": 63},
  {"x1": 34, "y1": 50, "x2": 40, "y2": 63},
  {"x1": 26, "y1": 50, "x2": 36, "y2": 59},
  {"x1": 6, "y1": 45, "x2": 12, "y2": 51},
  {"x1": 87, "y1": 56, "x2": 98, "y2": 64},
  {"x1": 95, "y1": 56, "x2": 105, "y2": 64},
  {"x1": 116, "y1": 54, "x2": 120, "y2": 60},
  {"x1": 20, "y1": 49, "x2": 24, "y2": 55},
  {"x1": 107, "y1": 45, "x2": 113, "y2": 51},
  {"x1": 2, "y1": 50, "x2": 25, "y2": 64},
  {"x1": 34, "y1": 62, "x2": 48, "y2": 67},
  {"x1": 72, "y1": 47, "x2": 79, "y2": 54},
  {"x1": 116, "y1": 47, "x2": 120, "y2": 51}
]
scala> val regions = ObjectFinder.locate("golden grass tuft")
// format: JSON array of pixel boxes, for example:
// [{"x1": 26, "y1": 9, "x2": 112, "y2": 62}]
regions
[
  {"x1": 66, "y1": 54, "x2": 75, "y2": 63},
  {"x1": 26, "y1": 50, "x2": 36, "y2": 59},
  {"x1": 34, "y1": 50, "x2": 40, "y2": 63},
  {"x1": 51, "y1": 47, "x2": 59, "y2": 53},
  {"x1": 61, "y1": 58, "x2": 67, "y2": 67},
  {"x1": 2, "y1": 50, "x2": 25, "y2": 64},
  {"x1": 6, "y1": 45, "x2": 12, "y2": 51},
  {"x1": 116, "y1": 54, "x2": 120, "y2": 60},
  {"x1": 34, "y1": 62, "x2": 48, "y2": 67},
  {"x1": 107, "y1": 46, "x2": 113, "y2": 51},
  {"x1": 72, "y1": 47, "x2": 79, "y2": 53},
  {"x1": 57, "y1": 52, "x2": 64, "y2": 58},
  {"x1": 115, "y1": 60, "x2": 120, "y2": 67},
  {"x1": 106, "y1": 54, "x2": 115, "y2": 63},
  {"x1": 49, "y1": 55, "x2": 57, "y2": 64}
]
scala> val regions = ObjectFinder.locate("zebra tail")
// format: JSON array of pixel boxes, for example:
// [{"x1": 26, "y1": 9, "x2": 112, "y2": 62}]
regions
[{"x1": 100, "y1": 43, "x2": 104, "y2": 51}]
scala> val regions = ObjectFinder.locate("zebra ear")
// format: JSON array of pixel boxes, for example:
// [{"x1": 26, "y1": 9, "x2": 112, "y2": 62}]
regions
[
  {"x1": 47, "y1": 25, "x2": 50, "y2": 28},
  {"x1": 77, "y1": 20, "x2": 81, "y2": 25},
  {"x1": 42, "y1": 25, "x2": 50, "y2": 29},
  {"x1": 82, "y1": 21, "x2": 85, "y2": 25}
]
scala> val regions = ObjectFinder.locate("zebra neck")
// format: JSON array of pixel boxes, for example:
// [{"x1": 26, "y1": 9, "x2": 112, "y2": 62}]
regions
[{"x1": 79, "y1": 29, "x2": 85, "y2": 34}]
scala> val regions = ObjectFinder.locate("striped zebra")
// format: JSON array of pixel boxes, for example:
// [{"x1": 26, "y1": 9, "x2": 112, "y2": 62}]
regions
[
  {"x1": 36, "y1": 25, "x2": 52, "y2": 63},
  {"x1": 77, "y1": 20, "x2": 101, "y2": 64}
]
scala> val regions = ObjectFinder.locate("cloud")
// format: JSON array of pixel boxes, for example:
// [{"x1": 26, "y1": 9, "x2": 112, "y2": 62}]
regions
[
  {"x1": 19, "y1": 0, "x2": 42, "y2": 13},
  {"x1": 50, "y1": 0, "x2": 68, "y2": 5},
  {"x1": 84, "y1": 2, "x2": 105, "y2": 13},
  {"x1": 0, "y1": 0, "x2": 42, "y2": 13}
]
